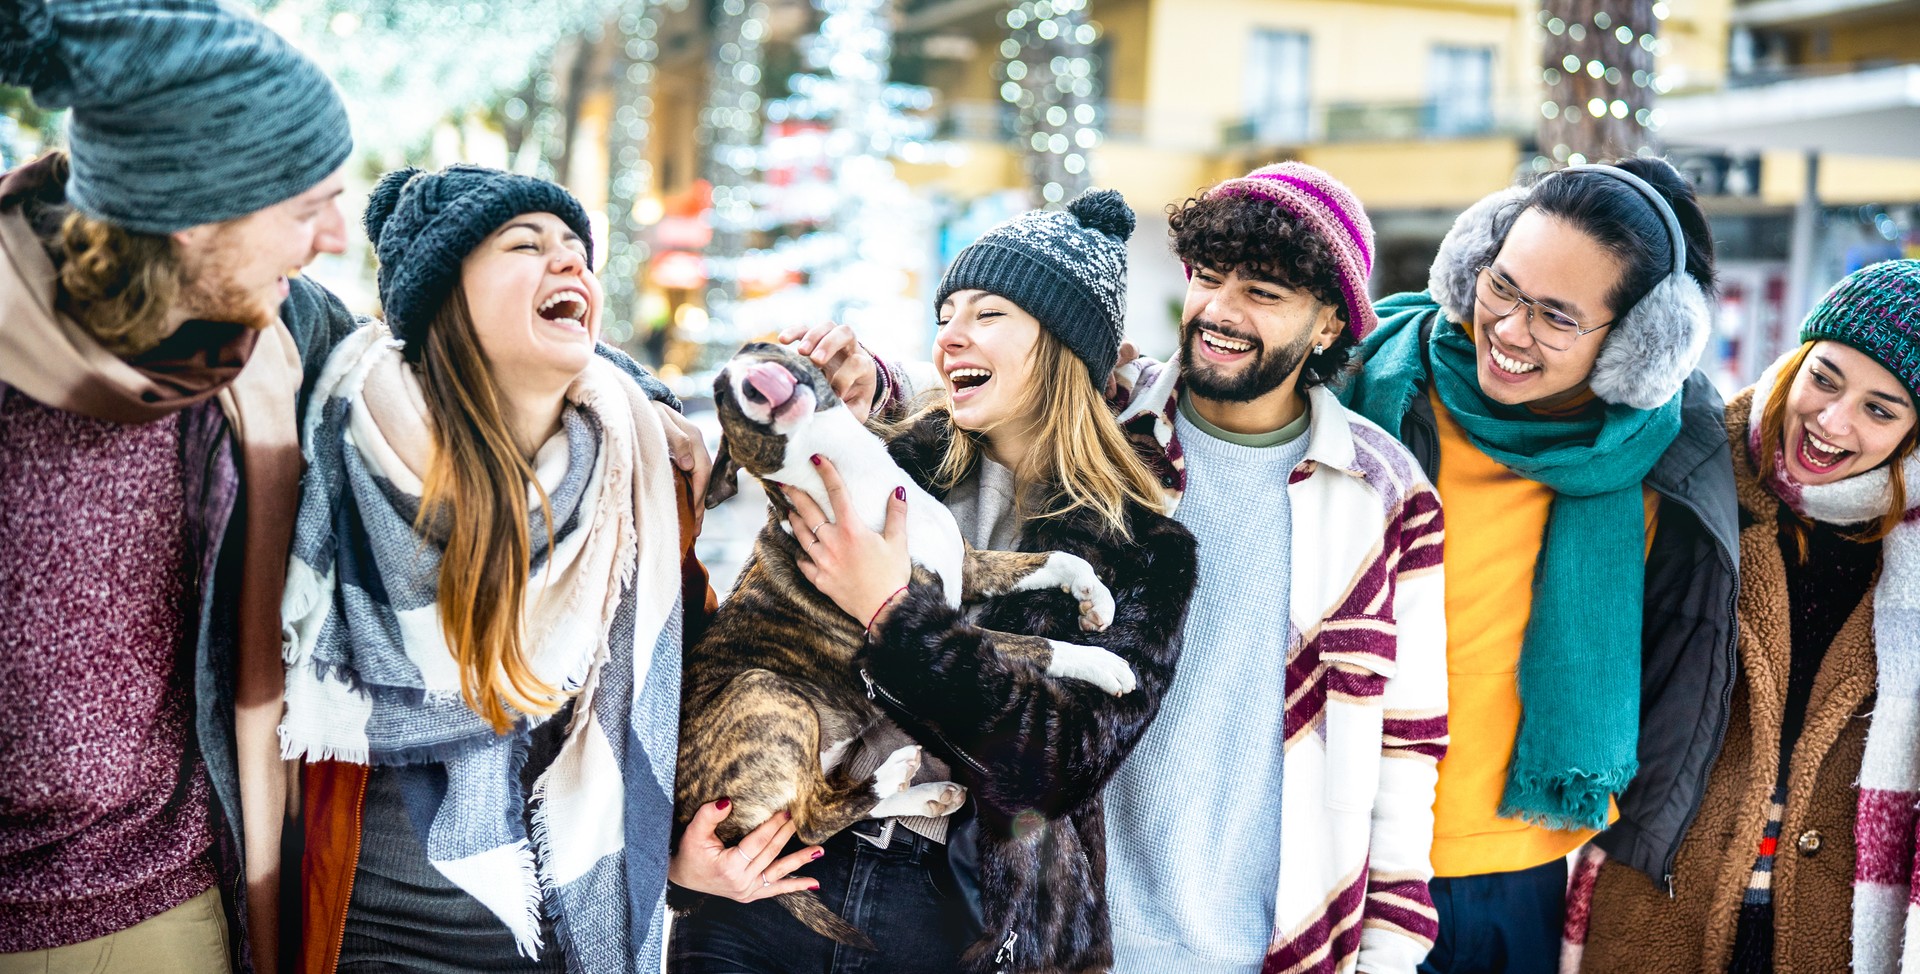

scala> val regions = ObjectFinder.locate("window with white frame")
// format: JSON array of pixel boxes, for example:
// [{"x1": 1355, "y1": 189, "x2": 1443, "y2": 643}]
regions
[
  {"x1": 1429, "y1": 45, "x2": 1494, "y2": 135},
  {"x1": 1246, "y1": 30, "x2": 1311, "y2": 143}
]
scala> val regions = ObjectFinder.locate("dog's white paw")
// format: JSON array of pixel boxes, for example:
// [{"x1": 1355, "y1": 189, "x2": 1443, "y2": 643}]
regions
[
  {"x1": 871, "y1": 781, "x2": 968, "y2": 819},
  {"x1": 870, "y1": 744, "x2": 922, "y2": 798},
  {"x1": 1072, "y1": 575, "x2": 1115, "y2": 632},
  {"x1": 1046, "y1": 641, "x2": 1136, "y2": 696},
  {"x1": 1013, "y1": 553, "x2": 1114, "y2": 631},
  {"x1": 1051, "y1": 553, "x2": 1114, "y2": 631}
]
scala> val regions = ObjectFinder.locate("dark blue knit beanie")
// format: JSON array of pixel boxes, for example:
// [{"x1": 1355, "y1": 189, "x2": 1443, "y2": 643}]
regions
[
  {"x1": 365, "y1": 165, "x2": 595, "y2": 349},
  {"x1": 0, "y1": 0, "x2": 352, "y2": 234},
  {"x1": 935, "y1": 189, "x2": 1134, "y2": 382}
]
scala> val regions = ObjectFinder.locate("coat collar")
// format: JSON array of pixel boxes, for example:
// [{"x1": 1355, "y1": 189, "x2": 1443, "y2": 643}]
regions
[{"x1": 1118, "y1": 353, "x2": 1368, "y2": 487}]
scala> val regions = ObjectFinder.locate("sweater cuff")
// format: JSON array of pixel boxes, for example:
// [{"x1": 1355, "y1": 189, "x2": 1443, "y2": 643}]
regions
[{"x1": 1357, "y1": 925, "x2": 1433, "y2": 973}]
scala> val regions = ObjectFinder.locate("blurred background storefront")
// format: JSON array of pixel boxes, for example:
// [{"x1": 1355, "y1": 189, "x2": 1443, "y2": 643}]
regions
[{"x1": 6, "y1": 0, "x2": 1917, "y2": 582}]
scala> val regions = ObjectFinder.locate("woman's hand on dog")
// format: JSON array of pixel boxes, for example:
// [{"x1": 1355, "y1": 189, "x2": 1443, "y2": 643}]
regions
[
  {"x1": 669, "y1": 800, "x2": 824, "y2": 902},
  {"x1": 784, "y1": 455, "x2": 911, "y2": 629},
  {"x1": 779, "y1": 322, "x2": 879, "y2": 422}
]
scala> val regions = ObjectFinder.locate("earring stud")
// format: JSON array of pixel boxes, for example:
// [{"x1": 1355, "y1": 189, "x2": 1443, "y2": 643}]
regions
[{"x1": 1313, "y1": 343, "x2": 1326, "y2": 354}]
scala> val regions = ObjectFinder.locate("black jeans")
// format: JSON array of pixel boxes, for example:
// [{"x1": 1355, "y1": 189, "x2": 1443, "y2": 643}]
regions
[
  {"x1": 669, "y1": 825, "x2": 971, "y2": 974},
  {"x1": 1418, "y1": 856, "x2": 1568, "y2": 974}
]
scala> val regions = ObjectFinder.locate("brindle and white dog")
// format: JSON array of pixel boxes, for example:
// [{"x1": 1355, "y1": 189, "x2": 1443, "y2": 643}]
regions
[{"x1": 676, "y1": 342, "x2": 1133, "y2": 945}]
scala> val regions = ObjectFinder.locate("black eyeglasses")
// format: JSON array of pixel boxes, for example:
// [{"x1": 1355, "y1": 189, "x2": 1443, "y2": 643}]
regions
[{"x1": 1473, "y1": 265, "x2": 1612, "y2": 351}]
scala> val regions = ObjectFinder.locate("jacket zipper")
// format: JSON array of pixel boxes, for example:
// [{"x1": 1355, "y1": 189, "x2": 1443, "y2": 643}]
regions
[
  {"x1": 1652, "y1": 485, "x2": 1740, "y2": 898},
  {"x1": 328, "y1": 766, "x2": 369, "y2": 973},
  {"x1": 861, "y1": 669, "x2": 992, "y2": 779}
]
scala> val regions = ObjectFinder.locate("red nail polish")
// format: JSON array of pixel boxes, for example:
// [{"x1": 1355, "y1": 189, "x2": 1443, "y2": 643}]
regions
[
  {"x1": 810, "y1": 454, "x2": 822, "y2": 466},
  {"x1": 811, "y1": 849, "x2": 824, "y2": 860},
  {"x1": 716, "y1": 798, "x2": 730, "y2": 811},
  {"x1": 810, "y1": 882, "x2": 821, "y2": 891},
  {"x1": 894, "y1": 486, "x2": 905, "y2": 501}
]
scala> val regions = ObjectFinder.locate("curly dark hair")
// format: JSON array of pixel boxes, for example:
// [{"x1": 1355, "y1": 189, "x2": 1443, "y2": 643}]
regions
[{"x1": 1167, "y1": 189, "x2": 1356, "y2": 389}]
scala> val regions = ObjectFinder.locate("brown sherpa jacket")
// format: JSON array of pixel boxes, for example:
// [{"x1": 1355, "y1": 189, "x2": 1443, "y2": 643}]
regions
[{"x1": 1579, "y1": 388, "x2": 1878, "y2": 974}]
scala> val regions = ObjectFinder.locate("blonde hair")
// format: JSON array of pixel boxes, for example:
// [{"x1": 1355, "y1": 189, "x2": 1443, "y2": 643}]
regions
[
  {"x1": 920, "y1": 329, "x2": 1165, "y2": 538},
  {"x1": 1761, "y1": 339, "x2": 1918, "y2": 559},
  {"x1": 55, "y1": 204, "x2": 183, "y2": 357},
  {"x1": 415, "y1": 288, "x2": 561, "y2": 733}
]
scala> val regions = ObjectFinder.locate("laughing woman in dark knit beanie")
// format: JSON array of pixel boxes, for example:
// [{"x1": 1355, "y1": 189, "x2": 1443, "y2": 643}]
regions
[
  {"x1": 1575, "y1": 260, "x2": 1920, "y2": 973},
  {"x1": 671, "y1": 191, "x2": 1198, "y2": 974},
  {"x1": 278, "y1": 165, "x2": 809, "y2": 974}
]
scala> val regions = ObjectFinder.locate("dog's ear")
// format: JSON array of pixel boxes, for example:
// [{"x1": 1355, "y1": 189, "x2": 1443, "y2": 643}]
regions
[{"x1": 703, "y1": 434, "x2": 741, "y2": 509}]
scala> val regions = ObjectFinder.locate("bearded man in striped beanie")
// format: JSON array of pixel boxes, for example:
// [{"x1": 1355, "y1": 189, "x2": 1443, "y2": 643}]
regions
[{"x1": 1097, "y1": 162, "x2": 1451, "y2": 973}]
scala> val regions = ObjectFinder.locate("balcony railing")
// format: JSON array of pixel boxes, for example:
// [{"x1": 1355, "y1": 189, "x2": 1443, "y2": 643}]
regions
[
  {"x1": 929, "y1": 100, "x2": 1152, "y2": 143},
  {"x1": 1221, "y1": 96, "x2": 1534, "y2": 148},
  {"x1": 927, "y1": 95, "x2": 1531, "y2": 152}
]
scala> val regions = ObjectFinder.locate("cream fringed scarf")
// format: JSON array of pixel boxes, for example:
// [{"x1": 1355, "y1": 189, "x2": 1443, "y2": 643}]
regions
[{"x1": 278, "y1": 323, "x2": 685, "y2": 973}]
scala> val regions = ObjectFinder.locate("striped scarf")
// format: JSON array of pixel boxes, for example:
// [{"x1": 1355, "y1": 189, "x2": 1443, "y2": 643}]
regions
[
  {"x1": 278, "y1": 323, "x2": 685, "y2": 973},
  {"x1": 1742, "y1": 353, "x2": 1920, "y2": 974}
]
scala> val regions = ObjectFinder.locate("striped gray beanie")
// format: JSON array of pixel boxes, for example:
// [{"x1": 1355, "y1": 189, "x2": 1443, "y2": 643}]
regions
[
  {"x1": 936, "y1": 189, "x2": 1134, "y2": 382},
  {"x1": 0, "y1": 0, "x2": 352, "y2": 234}
]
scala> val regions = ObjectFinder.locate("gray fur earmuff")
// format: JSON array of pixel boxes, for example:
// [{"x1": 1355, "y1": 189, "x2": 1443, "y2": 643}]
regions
[{"x1": 1427, "y1": 176, "x2": 1712, "y2": 411}]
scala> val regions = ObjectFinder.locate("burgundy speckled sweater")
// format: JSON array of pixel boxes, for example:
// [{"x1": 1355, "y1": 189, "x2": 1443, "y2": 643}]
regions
[{"x1": 0, "y1": 390, "x2": 218, "y2": 951}]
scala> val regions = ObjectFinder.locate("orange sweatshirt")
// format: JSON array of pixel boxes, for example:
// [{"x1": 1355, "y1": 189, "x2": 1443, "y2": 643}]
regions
[{"x1": 1428, "y1": 390, "x2": 1658, "y2": 877}]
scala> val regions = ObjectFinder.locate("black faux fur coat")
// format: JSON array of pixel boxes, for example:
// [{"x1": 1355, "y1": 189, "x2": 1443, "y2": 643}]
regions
[{"x1": 862, "y1": 412, "x2": 1199, "y2": 974}]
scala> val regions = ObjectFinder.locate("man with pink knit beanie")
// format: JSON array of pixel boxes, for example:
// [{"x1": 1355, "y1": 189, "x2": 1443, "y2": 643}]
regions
[{"x1": 1099, "y1": 161, "x2": 1449, "y2": 972}]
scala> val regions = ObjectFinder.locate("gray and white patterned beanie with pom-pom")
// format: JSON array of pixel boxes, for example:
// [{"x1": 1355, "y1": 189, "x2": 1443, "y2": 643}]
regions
[{"x1": 936, "y1": 188, "x2": 1135, "y2": 382}]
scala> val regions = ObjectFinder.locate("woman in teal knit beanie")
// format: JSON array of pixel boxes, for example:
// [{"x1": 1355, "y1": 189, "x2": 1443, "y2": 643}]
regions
[{"x1": 1579, "y1": 259, "x2": 1920, "y2": 974}]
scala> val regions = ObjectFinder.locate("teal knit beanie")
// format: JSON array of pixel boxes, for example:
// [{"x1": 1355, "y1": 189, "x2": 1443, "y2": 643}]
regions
[
  {"x1": 0, "y1": 0, "x2": 352, "y2": 234},
  {"x1": 1800, "y1": 259, "x2": 1920, "y2": 404}
]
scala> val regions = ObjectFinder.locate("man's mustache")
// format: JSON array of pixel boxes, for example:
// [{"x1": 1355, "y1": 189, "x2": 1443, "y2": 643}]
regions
[{"x1": 1185, "y1": 317, "x2": 1263, "y2": 350}]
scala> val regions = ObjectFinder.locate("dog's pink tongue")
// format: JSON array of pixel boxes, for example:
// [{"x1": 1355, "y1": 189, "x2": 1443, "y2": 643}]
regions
[{"x1": 745, "y1": 362, "x2": 797, "y2": 409}]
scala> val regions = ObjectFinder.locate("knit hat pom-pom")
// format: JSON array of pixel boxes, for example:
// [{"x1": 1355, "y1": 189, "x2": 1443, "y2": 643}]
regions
[
  {"x1": 0, "y1": 0, "x2": 61, "y2": 91},
  {"x1": 363, "y1": 167, "x2": 424, "y2": 247},
  {"x1": 1068, "y1": 188, "x2": 1135, "y2": 242}
]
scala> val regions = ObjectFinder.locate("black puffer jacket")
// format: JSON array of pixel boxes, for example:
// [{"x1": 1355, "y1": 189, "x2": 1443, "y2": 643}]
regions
[{"x1": 862, "y1": 411, "x2": 1198, "y2": 974}]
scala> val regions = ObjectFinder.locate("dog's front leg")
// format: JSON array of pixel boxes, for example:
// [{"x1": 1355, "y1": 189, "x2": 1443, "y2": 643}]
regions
[
  {"x1": 991, "y1": 632, "x2": 1137, "y2": 696},
  {"x1": 962, "y1": 548, "x2": 1115, "y2": 631}
]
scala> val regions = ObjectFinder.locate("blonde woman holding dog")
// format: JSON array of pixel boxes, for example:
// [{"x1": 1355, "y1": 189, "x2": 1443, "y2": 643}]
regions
[
  {"x1": 670, "y1": 191, "x2": 1199, "y2": 974},
  {"x1": 277, "y1": 165, "x2": 812, "y2": 974}
]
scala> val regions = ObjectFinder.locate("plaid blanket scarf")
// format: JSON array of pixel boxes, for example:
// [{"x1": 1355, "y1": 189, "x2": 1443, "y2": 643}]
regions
[{"x1": 278, "y1": 323, "x2": 685, "y2": 973}]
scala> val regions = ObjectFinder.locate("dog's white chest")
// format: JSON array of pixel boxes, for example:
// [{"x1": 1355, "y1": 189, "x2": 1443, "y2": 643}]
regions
[
  {"x1": 774, "y1": 407, "x2": 965, "y2": 607},
  {"x1": 903, "y1": 493, "x2": 964, "y2": 607}
]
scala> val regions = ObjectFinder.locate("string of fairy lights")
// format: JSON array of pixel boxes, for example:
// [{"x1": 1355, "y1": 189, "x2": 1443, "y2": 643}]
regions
[
  {"x1": 1534, "y1": 0, "x2": 1668, "y2": 168},
  {"x1": 994, "y1": 0, "x2": 1102, "y2": 206},
  {"x1": 698, "y1": 0, "x2": 772, "y2": 318},
  {"x1": 602, "y1": 0, "x2": 681, "y2": 345}
]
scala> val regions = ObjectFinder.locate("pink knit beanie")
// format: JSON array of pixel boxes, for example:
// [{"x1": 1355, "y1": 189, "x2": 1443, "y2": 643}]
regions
[{"x1": 1205, "y1": 161, "x2": 1378, "y2": 340}]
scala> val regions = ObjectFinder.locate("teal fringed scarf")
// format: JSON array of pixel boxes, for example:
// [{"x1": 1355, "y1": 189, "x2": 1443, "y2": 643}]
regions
[{"x1": 1343, "y1": 291, "x2": 1682, "y2": 830}]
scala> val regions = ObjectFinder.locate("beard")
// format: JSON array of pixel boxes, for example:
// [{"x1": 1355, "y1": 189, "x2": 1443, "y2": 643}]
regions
[
  {"x1": 1178, "y1": 316, "x2": 1315, "y2": 403},
  {"x1": 176, "y1": 230, "x2": 275, "y2": 333}
]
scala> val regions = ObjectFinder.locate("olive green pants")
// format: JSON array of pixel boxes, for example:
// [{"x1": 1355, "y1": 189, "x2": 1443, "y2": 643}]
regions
[{"x1": 0, "y1": 887, "x2": 230, "y2": 974}]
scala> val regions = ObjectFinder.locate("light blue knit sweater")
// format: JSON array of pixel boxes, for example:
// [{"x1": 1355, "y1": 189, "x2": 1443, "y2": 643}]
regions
[{"x1": 1103, "y1": 403, "x2": 1308, "y2": 973}]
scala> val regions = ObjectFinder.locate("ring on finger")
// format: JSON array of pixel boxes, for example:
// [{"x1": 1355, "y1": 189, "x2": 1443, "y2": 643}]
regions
[
  {"x1": 761, "y1": 873, "x2": 771, "y2": 888},
  {"x1": 734, "y1": 847, "x2": 752, "y2": 866}
]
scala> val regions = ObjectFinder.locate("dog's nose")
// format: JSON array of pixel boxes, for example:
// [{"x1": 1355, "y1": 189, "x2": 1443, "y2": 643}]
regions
[{"x1": 744, "y1": 361, "x2": 797, "y2": 409}]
